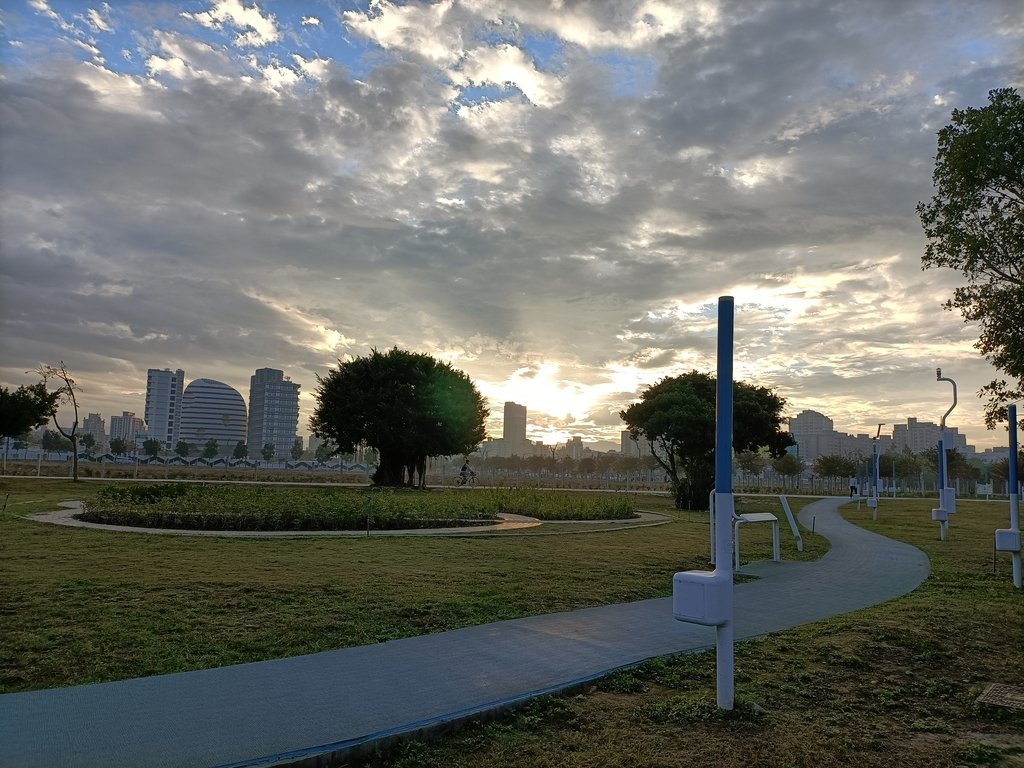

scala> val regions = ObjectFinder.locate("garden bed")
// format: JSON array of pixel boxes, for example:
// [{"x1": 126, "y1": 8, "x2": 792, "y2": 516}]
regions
[{"x1": 78, "y1": 484, "x2": 637, "y2": 531}]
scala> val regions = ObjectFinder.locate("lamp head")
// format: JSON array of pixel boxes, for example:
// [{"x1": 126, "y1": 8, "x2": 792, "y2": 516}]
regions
[{"x1": 936, "y1": 367, "x2": 942, "y2": 380}]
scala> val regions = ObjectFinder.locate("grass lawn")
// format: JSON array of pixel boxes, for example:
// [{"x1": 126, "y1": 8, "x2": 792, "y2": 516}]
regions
[
  {"x1": 4, "y1": 479, "x2": 1020, "y2": 767},
  {"x1": 0, "y1": 479, "x2": 810, "y2": 692},
  {"x1": 362, "y1": 498, "x2": 1024, "y2": 768}
]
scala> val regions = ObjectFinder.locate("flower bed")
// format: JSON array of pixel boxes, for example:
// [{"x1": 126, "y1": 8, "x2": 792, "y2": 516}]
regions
[{"x1": 79, "y1": 484, "x2": 636, "y2": 531}]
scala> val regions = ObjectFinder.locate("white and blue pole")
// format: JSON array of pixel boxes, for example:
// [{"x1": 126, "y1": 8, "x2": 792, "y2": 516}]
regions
[
  {"x1": 671, "y1": 295, "x2": 735, "y2": 709},
  {"x1": 1008, "y1": 405, "x2": 1020, "y2": 588},
  {"x1": 714, "y1": 295, "x2": 735, "y2": 710}
]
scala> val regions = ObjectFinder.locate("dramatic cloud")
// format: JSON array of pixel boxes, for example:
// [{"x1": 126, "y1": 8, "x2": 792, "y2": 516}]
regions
[{"x1": 2, "y1": 0, "x2": 1022, "y2": 451}]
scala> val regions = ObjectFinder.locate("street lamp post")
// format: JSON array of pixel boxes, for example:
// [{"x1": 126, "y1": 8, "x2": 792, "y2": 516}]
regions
[{"x1": 932, "y1": 368, "x2": 958, "y2": 540}]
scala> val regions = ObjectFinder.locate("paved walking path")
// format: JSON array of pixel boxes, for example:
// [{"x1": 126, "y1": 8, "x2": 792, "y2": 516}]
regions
[{"x1": 0, "y1": 497, "x2": 930, "y2": 768}]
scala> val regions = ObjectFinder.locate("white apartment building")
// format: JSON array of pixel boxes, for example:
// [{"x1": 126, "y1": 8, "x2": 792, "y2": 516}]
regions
[
  {"x1": 109, "y1": 411, "x2": 145, "y2": 444},
  {"x1": 144, "y1": 368, "x2": 184, "y2": 449}
]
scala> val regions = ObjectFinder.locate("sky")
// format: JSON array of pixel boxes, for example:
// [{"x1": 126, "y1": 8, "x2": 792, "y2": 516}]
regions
[{"x1": 1, "y1": 0, "x2": 1022, "y2": 452}]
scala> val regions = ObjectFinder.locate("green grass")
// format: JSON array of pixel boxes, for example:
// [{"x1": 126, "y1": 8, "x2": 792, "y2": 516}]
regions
[
  {"x1": 357, "y1": 498, "x2": 1024, "y2": 768},
  {"x1": 0, "y1": 479, "x2": 813, "y2": 692}
]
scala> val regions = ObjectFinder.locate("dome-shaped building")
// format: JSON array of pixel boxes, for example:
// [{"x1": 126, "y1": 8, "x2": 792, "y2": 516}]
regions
[{"x1": 178, "y1": 378, "x2": 247, "y2": 454}]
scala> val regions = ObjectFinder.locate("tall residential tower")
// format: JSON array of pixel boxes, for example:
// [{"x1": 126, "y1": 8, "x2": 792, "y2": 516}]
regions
[
  {"x1": 144, "y1": 368, "x2": 184, "y2": 450},
  {"x1": 247, "y1": 368, "x2": 300, "y2": 460}
]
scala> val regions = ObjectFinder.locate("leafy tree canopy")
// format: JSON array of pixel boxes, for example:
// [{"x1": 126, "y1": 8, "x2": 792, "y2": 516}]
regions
[
  {"x1": 109, "y1": 437, "x2": 129, "y2": 455},
  {"x1": 261, "y1": 443, "x2": 276, "y2": 461},
  {"x1": 813, "y1": 454, "x2": 856, "y2": 479},
  {"x1": 232, "y1": 441, "x2": 248, "y2": 460},
  {"x1": 142, "y1": 438, "x2": 162, "y2": 458},
  {"x1": 202, "y1": 439, "x2": 219, "y2": 459},
  {"x1": 620, "y1": 371, "x2": 793, "y2": 509},
  {"x1": 42, "y1": 429, "x2": 73, "y2": 452},
  {"x1": 0, "y1": 382, "x2": 61, "y2": 440},
  {"x1": 174, "y1": 441, "x2": 192, "y2": 458},
  {"x1": 311, "y1": 347, "x2": 488, "y2": 488},
  {"x1": 291, "y1": 438, "x2": 304, "y2": 461},
  {"x1": 918, "y1": 88, "x2": 1024, "y2": 430}
]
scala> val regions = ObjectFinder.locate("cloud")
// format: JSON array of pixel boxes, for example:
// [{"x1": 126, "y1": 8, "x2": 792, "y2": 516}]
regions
[
  {"x1": 182, "y1": 0, "x2": 280, "y2": 48},
  {"x1": 85, "y1": 5, "x2": 114, "y2": 33},
  {"x1": 2, "y1": 0, "x2": 1022, "y2": 451}
]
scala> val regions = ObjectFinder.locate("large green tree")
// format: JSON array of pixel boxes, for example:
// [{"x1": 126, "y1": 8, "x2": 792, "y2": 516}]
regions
[
  {"x1": 620, "y1": 371, "x2": 793, "y2": 509},
  {"x1": 311, "y1": 347, "x2": 488, "y2": 488},
  {"x1": 0, "y1": 382, "x2": 61, "y2": 440},
  {"x1": 918, "y1": 88, "x2": 1024, "y2": 430}
]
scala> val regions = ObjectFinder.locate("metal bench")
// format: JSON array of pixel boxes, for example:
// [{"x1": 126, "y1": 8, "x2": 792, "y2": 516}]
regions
[{"x1": 734, "y1": 512, "x2": 780, "y2": 569}]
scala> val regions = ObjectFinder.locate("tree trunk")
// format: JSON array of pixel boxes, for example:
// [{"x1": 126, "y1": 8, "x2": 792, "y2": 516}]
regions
[{"x1": 372, "y1": 450, "x2": 405, "y2": 486}]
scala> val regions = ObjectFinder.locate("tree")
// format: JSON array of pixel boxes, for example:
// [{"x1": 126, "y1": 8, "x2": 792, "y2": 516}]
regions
[
  {"x1": 735, "y1": 450, "x2": 767, "y2": 479},
  {"x1": 0, "y1": 382, "x2": 61, "y2": 440},
  {"x1": 261, "y1": 443, "x2": 276, "y2": 461},
  {"x1": 142, "y1": 438, "x2": 162, "y2": 458},
  {"x1": 174, "y1": 441, "x2": 192, "y2": 458},
  {"x1": 35, "y1": 363, "x2": 82, "y2": 481},
  {"x1": 79, "y1": 433, "x2": 97, "y2": 456},
  {"x1": 202, "y1": 439, "x2": 219, "y2": 459},
  {"x1": 232, "y1": 441, "x2": 248, "y2": 460},
  {"x1": 883, "y1": 448, "x2": 922, "y2": 488},
  {"x1": 311, "y1": 347, "x2": 488, "y2": 488},
  {"x1": 620, "y1": 371, "x2": 793, "y2": 509},
  {"x1": 918, "y1": 88, "x2": 1024, "y2": 430},
  {"x1": 109, "y1": 437, "x2": 129, "y2": 456},
  {"x1": 772, "y1": 453, "x2": 805, "y2": 488},
  {"x1": 291, "y1": 438, "x2": 304, "y2": 461},
  {"x1": 813, "y1": 454, "x2": 856, "y2": 493},
  {"x1": 315, "y1": 440, "x2": 337, "y2": 462},
  {"x1": 42, "y1": 429, "x2": 73, "y2": 453}
]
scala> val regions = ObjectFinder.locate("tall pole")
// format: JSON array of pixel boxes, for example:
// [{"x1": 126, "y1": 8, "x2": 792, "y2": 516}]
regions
[
  {"x1": 714, "y1": 296, "x2": 735, "y2": 710},
  {"x1": 1009, "y1": 404, "x2": 1021, "y2": 588}
]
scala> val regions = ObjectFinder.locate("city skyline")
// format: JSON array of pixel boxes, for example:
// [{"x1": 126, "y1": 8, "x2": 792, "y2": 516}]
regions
[{"x1": 2, "y1": 1, "x2": 1022, "y2": 450}]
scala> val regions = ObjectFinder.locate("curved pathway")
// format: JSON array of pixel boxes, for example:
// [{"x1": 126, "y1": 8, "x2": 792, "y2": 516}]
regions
[{"x1": 0, "y1": 497, "x2": 929, "y2": 768}]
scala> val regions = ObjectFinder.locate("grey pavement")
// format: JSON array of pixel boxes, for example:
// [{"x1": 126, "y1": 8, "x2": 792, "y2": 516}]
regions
[{"x1": 0, "y1": 497, "x2": 930, "y2": 768}]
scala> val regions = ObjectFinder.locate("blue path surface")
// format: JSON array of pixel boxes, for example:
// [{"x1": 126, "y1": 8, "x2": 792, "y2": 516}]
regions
[{"x1": 0, "y1": 497, "x2": 930, "y2": 768}]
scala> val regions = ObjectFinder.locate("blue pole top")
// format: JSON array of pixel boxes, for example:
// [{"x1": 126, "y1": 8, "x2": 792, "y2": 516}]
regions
[{"x1": 716, "y1": 296, "x2": 734, "y2": 494}]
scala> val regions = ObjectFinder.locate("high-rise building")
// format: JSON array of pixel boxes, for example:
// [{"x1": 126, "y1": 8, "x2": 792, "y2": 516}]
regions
[
  {"x1": 179, "y1": 378, "x2": 247, "y2": 453},
  {"x1": 502, "y1": 401, "x2": 528, "y2": 456},
  {"x1": 620, "y1": 430, "x2": 641, "y2": 457},
  {"x1": 144, "y1": 368, "x2": 184, "y2": 449},
  {"x1": 247, "y1": 368, "x2": 300, "y2": 460},
  {"x1": 110, "y1": 411, "x2": 145, "y2": 444},
  {"x1": 82, "y1": 413, "x2": 107, "y2": 449}
]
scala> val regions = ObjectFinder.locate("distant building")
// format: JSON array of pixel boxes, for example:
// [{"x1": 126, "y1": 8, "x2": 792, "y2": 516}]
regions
[
  {"x1": 892, "y1": 417, "x2": 971, "y2": 457},
  {"x1": 179, "y1": 378, "x2": 247, "y2": 453},
  {"x1": 247, "y1": 368, "x2": 300, "y2": 460},
  {"x1": 502, "y1": 401, "x2": 529, "y2": 456},
  {"x1": 144, "y1": 368, "x2": 184, "y2": 449},
  {"x1": 789, "y1": 410, "x2": 972, "y2": 463},
  {"x1": 109, "y1": 411, "x2": 145, "y2": 445},
  {"x1": 620, "y1": 430, "x2": 641, "y2": 458},
  {"x1": 81, "y1": 413, "x2": 107, "y2": 449},
  {"x1": 566, "y1": 435, "x2": 584, "y2": 460}
]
